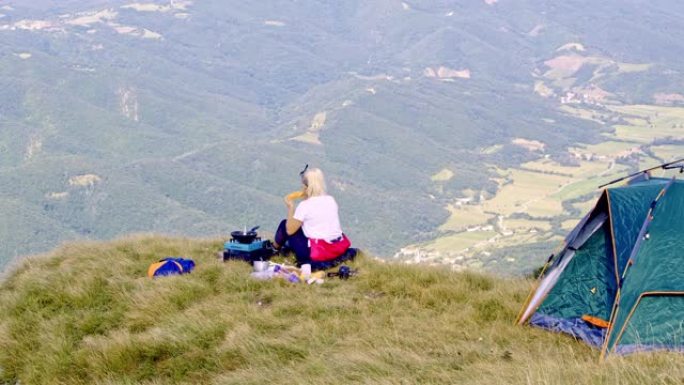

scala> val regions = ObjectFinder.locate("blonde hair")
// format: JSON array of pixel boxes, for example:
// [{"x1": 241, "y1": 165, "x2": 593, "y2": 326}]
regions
[{"x1": 303, "y1": 168, "x2": 327, "y2": 197}]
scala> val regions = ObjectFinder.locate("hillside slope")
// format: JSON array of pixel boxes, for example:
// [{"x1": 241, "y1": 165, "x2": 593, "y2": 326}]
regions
[
  {"x1": 6, "y1": 0, "x2": 684, "y2": 265},
  {"x1": 0, "y1": 236, "x2": 681, "y2": 384}
]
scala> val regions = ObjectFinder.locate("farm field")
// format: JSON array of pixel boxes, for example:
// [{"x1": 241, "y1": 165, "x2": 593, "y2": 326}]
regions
[{"x1": 398, "y1": 103, "x2": 684, "y2": 275}]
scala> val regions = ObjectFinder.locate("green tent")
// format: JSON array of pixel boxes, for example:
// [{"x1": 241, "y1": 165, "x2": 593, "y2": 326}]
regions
[{"x1": 517, "y1": 173, "x2": 684, "y2": 358}]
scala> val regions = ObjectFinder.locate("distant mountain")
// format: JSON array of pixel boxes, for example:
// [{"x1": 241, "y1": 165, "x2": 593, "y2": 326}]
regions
[{"x1": 1, "y1": 0, "x2": 684, "y2": 269}]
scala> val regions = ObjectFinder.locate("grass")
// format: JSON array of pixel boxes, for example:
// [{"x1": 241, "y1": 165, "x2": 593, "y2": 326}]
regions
[
  {"x1": 651, "y1": 144, "x2": 684, "y2": 163},
  {"x1": 562, "y1": 219, "x2": 580, "y2": 231},
  {"x1": 0, "y1": 236, "x2": 682, "y2": 384},
  {"x1": 501, "y1": 218, "x2": 552, "y2": 232},
  {"x1": 616, "y1": 63, "x2": 652, "y2": 73},
  {"x1": 572, "y1": 197, "x2": 598, "y2": 214},
  {"x1": 479, "y1": 159, "x2": 626, "y2": 219},
  {"x1": 613, "y1": 125, "x2": 681, "y2": 143},
  {"x1": 481, "y1": 169, "x2": 570, "y2": 217},
  {"x1": 534, "y1": 81, "x2": 554, "y2": 98},
  {"x1": 480, "y1": 144, "x2": 503, "y2": 155},
  {"x1": 525, "y1": 199, "x2": 565, "y2": 218},
  {"x1": 428, "y1": 230, "x2": 496, "y2": 252},
  {"x1": 438, "y1": 205, "x2": 493, "y2": 232},
  {"x1": 552, "y1": 176, "x2": 612, "y2": 201},
  {"x1": 560, "y1": 105, "x2": 606, "y2": 124},
  {"x1": 431, "y1": 168, "x2": 455, "y2": 182},
  {"x1": 608, "y1": 105, "x2": 684, "y2": 143},
  {"x1": 427, "y1": 159, "x2": 614, "y2": 261},
  {"x1": 501, "y1": 231, "x2": 559, "y2": 247}
]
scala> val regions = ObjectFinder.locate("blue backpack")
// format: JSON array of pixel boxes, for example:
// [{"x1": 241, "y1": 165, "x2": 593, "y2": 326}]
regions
[{"x1": 147, "y1": 257, "x2": 195, "y2": 278}]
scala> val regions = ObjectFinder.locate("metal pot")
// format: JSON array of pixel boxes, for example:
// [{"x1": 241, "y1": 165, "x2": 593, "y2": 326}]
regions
[{"x1": 231, "y1": 226, "x2": 260, "y2": 244}]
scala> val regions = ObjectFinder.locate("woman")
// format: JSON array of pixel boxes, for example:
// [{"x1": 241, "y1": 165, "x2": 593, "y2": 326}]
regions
[{"x1": 273, "y1": 167, "x2": 353, "y2": 268}]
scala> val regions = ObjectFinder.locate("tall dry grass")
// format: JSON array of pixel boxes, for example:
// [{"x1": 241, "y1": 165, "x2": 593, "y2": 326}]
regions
[{"x1": 0, "y1": 235, "x2": 681, "y2": 384}]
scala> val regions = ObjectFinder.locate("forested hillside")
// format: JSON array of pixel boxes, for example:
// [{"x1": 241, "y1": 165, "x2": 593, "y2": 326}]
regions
[{"x1": 1, "y1": 0, "x2": 684, "y2": 272}]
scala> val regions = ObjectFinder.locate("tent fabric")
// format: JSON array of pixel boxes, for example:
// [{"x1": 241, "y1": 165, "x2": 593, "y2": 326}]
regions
[
  {"x1": 519, "y1": 177, "x2": 684, "y2": 359},
  {"x1": 605, "y1": 182, "x2": 684, "y2": 353},
  {"x1": 517, "y1": 193, "x2": 609, "y2": 323},
  {"x1": 607, "y1": 183, "x2": 667, "y2": 277},
  {"x1": 612, "y1": 295, "x2": 684, "y2": 354},
  {"x1": 147, "y1": 257, "x2": 195, "y2": 278},
  {"x1": 536, "y1": 222, "x2": 615, "y2": 322},
  {"x1": 529, "y1": 313, "x2": 606, "y2": 347}
]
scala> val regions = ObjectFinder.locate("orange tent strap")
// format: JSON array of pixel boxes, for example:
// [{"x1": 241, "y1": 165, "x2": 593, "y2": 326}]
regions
[{"x1": 581, "y1": 314, "x2": 611, "y2": 329}]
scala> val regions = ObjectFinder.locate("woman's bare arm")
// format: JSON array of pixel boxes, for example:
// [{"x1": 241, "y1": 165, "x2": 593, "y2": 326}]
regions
[{"x1": 284, "y1": 197, "x2": 303, "y2": 235}]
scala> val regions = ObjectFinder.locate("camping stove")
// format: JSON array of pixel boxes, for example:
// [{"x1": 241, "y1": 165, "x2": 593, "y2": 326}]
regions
[{"x1": 222, "y1": 236, "x2": 273, "y2": 263}]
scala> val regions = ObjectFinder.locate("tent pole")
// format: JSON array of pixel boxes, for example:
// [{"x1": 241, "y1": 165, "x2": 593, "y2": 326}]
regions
[
  {"x1": 514, "y1": 254, "x2": 555, "y2": 325},
  {"x1": 600, "y1": 291, "x2": 620, "y2": 361},
  {"x1": 598, "y1": 157, "x2": 684, "y2": 189},
  {"x1": 600, "y1": 189, "x2": 621, "y2": 362}
]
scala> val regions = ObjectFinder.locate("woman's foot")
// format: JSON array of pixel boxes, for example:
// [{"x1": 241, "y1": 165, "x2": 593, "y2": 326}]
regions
[{"x1": 263, "y1": 241, "x2": 279, "y2": 258}]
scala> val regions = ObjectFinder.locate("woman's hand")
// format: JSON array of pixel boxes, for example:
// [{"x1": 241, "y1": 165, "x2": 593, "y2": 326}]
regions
[
  {"x1": 283, "y1": 196, "x2": 302, "y2": 235},
  {"x1": 283, "y1": 196, "x2": 294, "y2": 210}
]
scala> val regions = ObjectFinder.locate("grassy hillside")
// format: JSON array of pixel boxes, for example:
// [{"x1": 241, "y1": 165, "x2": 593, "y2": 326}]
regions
[{"x1": 0, "y1": 236, "x2": 681, "y2": 384}]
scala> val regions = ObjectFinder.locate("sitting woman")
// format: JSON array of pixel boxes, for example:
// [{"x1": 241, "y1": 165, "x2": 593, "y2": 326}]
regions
[{"x1": 273, "y1": 167, "x2": 354, "y2": 269}]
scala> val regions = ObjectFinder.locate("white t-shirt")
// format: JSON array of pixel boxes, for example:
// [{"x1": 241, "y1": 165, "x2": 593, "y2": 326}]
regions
[{"x1": 293, "y1": 195, "x2": 343, "y2": 241}]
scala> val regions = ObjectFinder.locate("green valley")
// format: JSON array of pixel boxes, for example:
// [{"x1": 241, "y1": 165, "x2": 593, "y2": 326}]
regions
[{"x1": 1, "y1": 0, "x2": 684, "y2": 276}]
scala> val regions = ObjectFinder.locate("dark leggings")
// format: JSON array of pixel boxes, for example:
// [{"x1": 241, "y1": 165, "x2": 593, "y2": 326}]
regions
[{"x1": 275, "y1": 219, "x2": 311, "y2": 265}]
